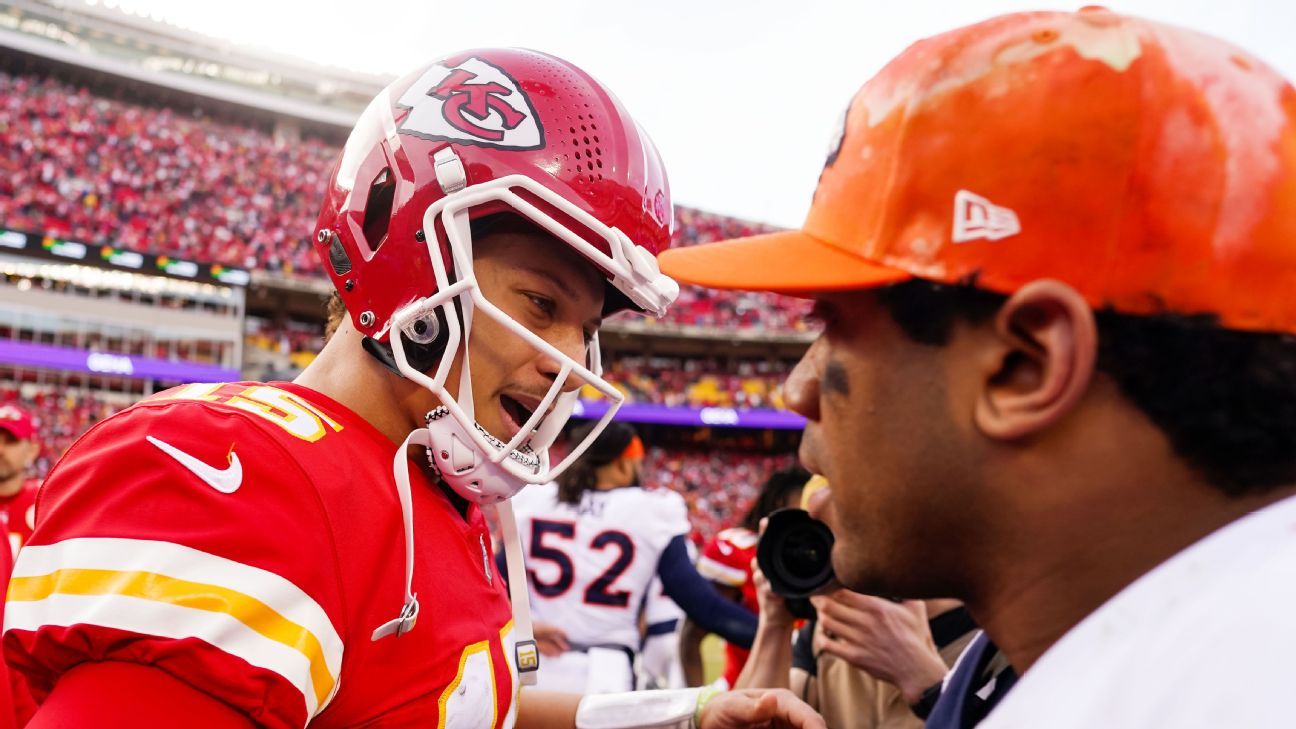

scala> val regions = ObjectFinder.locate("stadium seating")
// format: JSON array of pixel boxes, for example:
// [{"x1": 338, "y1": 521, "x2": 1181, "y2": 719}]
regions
[
  {"x1": 0, "y1": 71, "x2": 810, "y2": 333},
  {"x1": 0, "y1": 386, "x2": 124, "y2": 479},
  {"x1": 642, "y1": 446, "x2": 801, "y2": 541},
  {"x1": 242, "y1": 321, "x2": 795, "y2": 410}
]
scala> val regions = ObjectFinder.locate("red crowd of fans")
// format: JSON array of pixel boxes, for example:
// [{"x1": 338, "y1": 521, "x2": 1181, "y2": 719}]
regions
[
  {"x1": 242, "y1": 320, "x2": 795, "y2": 410},
  {"x1": 594, "y1": 355, "x2": 792, "y2": 409},
  {"x1": 642, "y1": 446, "x2": 801, "y2": 541},
  {"x1": 0, "y1": 72, "x2": 333, "y2": 274},
  {"x1": 0, "y1": 386, "x2": 124, "y2": 479},
  {"x1": 0, "y1": 71, "x2": 810, "y2": 332}
]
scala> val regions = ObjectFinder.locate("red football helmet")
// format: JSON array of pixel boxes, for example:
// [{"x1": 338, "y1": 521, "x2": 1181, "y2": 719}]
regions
[{"x1": 314, "y1": 48, "x2": 678, "y2": 502}]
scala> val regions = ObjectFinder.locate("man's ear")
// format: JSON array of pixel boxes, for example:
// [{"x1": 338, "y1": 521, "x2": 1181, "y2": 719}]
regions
[{"x1": 973, "y1": 279, "x2": 1098, "y2": 441}]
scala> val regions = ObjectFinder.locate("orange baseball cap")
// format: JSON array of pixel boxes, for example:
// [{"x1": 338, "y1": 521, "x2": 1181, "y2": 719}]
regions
[{"x1": 659, "y1": 8, "x2": 1296, "y2": 334}]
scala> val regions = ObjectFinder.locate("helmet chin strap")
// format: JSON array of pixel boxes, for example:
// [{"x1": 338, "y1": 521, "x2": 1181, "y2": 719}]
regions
[
  {"x1": 489, "y1": 498, "x2": 540, "y2": 685},
  {"x1": 371, "y1": 428, "x2": 429, "y2": 641},
  {"x1": 372, "y1": 424, "x2": 540, "y2": 685}
]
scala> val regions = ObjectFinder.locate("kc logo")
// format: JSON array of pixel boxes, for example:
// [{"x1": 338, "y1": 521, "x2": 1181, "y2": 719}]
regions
[{"x1": 397, "y1": 57, "x2": 544, "y2": 150}]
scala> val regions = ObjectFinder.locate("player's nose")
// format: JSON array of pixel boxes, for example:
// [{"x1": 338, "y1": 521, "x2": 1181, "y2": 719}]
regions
[{"x1": 535, "y1": 324, "x2": 588, "y2": 394}]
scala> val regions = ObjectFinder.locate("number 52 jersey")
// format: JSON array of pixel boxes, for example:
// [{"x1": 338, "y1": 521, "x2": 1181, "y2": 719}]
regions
[
  {"x1": 510, "y1": 482, "x2": 691, "y2": 652},
  {"x1": 3, "y1": 383, "x2": 520, "y2": 729}
]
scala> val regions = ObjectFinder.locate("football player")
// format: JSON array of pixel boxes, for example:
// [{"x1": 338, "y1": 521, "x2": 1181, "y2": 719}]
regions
[
  {"x1": 3, "y1": 49, "x2": 821, "y2": 729},
  {"x1": 659, "y1": 9, "x2": 1296, "y2": 728},
  {"x1": 510, "y1": 422, "x2": 758, "y2": 694},
  {"x1": 0, "y1": 403, "x2": 39, "y2": 556}
]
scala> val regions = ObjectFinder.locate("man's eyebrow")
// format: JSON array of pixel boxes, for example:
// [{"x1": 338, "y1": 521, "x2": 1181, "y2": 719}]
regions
[
  {"x1": 518, "y1": 264, "x2": 578, "y2": 299},
  {"x1": 517, "y1": 264, "x2": 603, "y2": 326}
]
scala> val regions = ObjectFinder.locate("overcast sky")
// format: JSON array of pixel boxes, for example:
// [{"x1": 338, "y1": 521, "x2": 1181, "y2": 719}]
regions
[{"x1": 93, "y1": 0, "x2": 1295, "y2": 228}]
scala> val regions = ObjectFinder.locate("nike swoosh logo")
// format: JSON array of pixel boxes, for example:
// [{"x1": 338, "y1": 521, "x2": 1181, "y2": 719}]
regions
[{"x1": 146, "y1": 435, "x2": 243, "y2": 494}]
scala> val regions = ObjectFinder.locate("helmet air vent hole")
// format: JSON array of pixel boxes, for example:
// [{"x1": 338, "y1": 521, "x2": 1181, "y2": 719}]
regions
[
  {"x1": 362, "y1": 167, "x2": 396, "y2": 255},
  {"x1": 327, "y1": 233, "x2": 352, "y2": 276}
]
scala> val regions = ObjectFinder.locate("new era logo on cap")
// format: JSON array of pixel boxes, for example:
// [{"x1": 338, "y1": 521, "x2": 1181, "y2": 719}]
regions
[{"x1": 952, "y1": 190, "x2": 1021, "y2": 244}]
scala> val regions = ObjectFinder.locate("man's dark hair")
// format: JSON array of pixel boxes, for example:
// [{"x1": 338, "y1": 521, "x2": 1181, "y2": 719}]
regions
[
  {"x1": 740, "y1": 466, "x2": 812, "y2": 532},
  {"x1": 556, "y1": 421, "x2": 639, "y2": 504},
  {"x1": 876, "y1": 279, "x2": 1296, "y2": 497}
]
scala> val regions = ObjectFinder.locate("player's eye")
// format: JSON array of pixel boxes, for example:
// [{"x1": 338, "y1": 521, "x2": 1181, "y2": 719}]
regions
[{"x1": 525, "y1": 292, "x2": 556, "y2": 317}]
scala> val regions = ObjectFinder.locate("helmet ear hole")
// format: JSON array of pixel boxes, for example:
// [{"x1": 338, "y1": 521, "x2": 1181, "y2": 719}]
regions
[{"x1": 362, "y1": 167, "x2": 397, "y2": 254}]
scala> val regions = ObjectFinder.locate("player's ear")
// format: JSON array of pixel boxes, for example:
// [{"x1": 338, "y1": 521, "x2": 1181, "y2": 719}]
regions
[
  {"x1": 615, "y1": 456, "x2": 635, "y2": 486},
  {"x1": 972, "y1": 279, "x2": 1097, "y2": 441}
]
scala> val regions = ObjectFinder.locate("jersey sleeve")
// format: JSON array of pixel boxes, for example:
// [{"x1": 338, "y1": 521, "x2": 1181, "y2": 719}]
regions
[
  {"x1": 2, "y1": 401, "x2": 345, "y2": 729},
  {"x1": 642, "y1": 490, "x2": 692, "y2": 557},
  {"x1": 697, "y1": 529, "x2": 756, "y2": 588}
]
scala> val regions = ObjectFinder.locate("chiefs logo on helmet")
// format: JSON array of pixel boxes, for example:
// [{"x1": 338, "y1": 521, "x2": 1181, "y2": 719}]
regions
[{"x1": 397, "y1": 57, "x2": 544, "y2": 150}]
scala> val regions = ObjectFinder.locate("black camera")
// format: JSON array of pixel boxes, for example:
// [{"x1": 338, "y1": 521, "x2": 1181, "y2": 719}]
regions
[{"x1": 756, "y1": 508, "x2": 837, "y2": 619}]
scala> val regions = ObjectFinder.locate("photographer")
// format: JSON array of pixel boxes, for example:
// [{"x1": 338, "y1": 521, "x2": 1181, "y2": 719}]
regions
[{"x1": 681, "y1": 466, "x2": 812, "y2": 688}]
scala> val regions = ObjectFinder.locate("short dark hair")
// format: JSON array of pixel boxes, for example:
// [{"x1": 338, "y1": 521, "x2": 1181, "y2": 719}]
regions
[
  {"x1": 876, "y1": 279, "x2": 1296, "y2": 497},
  {"x1": 740, "y1": 466, "x2": 812, "y2": 532}
]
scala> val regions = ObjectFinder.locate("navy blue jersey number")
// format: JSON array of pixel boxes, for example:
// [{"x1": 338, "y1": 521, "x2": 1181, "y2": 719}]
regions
[
  {"x1": 584, "y1": 530, "x2": 635, "y2": 607},
  {"x1": 528, "y1": 519, "x2": 576, "y2": 597}
]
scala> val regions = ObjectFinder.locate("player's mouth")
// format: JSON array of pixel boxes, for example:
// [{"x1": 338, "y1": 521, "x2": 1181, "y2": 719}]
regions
[{"x1": 498, "y1": 393, "x2": 542, "y2": 442}]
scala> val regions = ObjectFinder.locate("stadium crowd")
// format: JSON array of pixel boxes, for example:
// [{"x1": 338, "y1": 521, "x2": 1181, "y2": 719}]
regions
[
  {"x1": 0, "y1": 71, "x2": 810, "y2": 333},
  {"x1": 0, "y1": 385, "x2": 122, "y2": 478},
  {"x1": 593, "y1": 355, "x2": 792, "y2": 409},
  {"x1": 243, "y1": 321, "x2": 795, "y2": 410},
  {"x1": 643, "y1": 446, "x2": 800, "y2": 542},
  {"x1": 0, "y1": 73, "x2": 334, "y2": 275}
]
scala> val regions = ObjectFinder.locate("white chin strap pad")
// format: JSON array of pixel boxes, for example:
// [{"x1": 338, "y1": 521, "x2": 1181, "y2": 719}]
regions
[
  {"x1": 575, "y1": 688, "x2": 703, "y2": 729},
  {"x1": 425, "y1": 407, "x2": 536, "y2": 504}
]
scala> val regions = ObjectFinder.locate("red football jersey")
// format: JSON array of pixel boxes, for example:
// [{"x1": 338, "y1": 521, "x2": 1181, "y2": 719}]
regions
[
  {"x1": 697, "y1": 527, "x2": 759, "y2": 688},
  {"x1": 3, "y1": 383, "x2": 520, "y2": 729},
  {"x1": 0, "y1": 479, "x2": 39, "y2": 556}
]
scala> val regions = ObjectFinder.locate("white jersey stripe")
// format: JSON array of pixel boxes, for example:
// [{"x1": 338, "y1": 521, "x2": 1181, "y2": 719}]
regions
[
  {"x1": 7, "y1": 592, "x2": 321, "y2": 721},
  {"x1": 696, "y1": 556, "x2": 747, "y2": 587},
  {"x1": 9, "y1": 538, "x2": 343, "y2": 713}
]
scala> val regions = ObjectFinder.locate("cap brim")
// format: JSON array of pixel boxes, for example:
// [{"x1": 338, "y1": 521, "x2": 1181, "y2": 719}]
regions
[
  {"x1": 0, "y1": 424, "x2": 27, "y2": 442},
  {"x1": 658, "y1": 229, "x2": 910, "y2": 295}
]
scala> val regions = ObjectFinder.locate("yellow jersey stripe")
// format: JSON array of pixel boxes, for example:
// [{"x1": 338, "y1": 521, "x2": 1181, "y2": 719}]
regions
[{"x1": 10, "y1": 568, "x2": 336, "y2": 708}]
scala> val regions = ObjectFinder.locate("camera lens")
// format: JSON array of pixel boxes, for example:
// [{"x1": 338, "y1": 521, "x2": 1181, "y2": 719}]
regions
[
  {"x1": 782, "y1": 527, "x2": 831, "y2": 580},
  {"x1": 757, "y1": 508, "x2": 837, "y2": 599}
]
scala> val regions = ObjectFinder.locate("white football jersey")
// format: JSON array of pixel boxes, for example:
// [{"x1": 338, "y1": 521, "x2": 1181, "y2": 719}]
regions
[{"x1": 511, "y1": 483, "x2": 691, "y2": 651}]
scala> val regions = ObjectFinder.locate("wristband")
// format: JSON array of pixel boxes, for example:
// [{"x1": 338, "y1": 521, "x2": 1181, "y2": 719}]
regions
[{"x1": 692, "y1": 686, "x2": 723, "y2": 728}]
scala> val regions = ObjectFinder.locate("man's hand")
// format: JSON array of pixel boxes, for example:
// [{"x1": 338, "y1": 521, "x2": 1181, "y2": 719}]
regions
[
  {"x1": 532, "y1": 621, "x2": 570, "y2": 657},
  {"x1": 810, "y1": 591, "x2": 947, "y2": 704},
  {"x1": 697, "y1": 689, "x2": 826, "y2": 729},
  {"x1": 751, "y1": 518, "x2": 795, "y2": 630}
]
